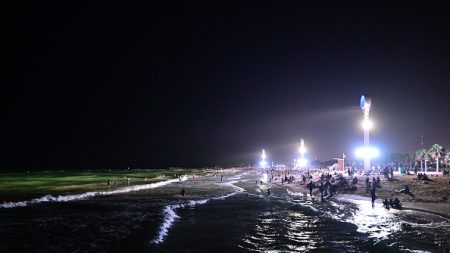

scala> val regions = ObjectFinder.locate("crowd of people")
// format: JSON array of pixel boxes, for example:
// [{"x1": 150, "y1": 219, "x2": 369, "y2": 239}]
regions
[{"x1": 266, "y1": 168, "x2": 410, "y2": 209}]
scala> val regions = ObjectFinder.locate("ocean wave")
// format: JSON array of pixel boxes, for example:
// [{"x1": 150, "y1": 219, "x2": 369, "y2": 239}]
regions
[
  {"x1": 0, "y1": 177, "x2": 187, "y2": 209},
  {"x1": 286, "y1": 189, "x2": 319, "y2": 212},
  {"x1": 152, "y1": 182, "x2": 245, "y2": 244}
]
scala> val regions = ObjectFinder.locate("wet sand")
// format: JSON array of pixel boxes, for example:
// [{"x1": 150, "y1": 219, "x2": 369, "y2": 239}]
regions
[{"x1": 270, "y1": 171, "x2": 450, "y2": 218}]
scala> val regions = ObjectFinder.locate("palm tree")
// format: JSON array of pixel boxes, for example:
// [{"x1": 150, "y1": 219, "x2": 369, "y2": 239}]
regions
[
  {"x1": 415, "y1": 149, "x2": 428, "y2": 172},
  {"x1": 407, "y1": 152, "x2": 414, "y2": 170},
  {"x1": 446, "y1": 151, "x2": 450, "y2": 168},
  {"x1": 428, "y1": 144, "x2": 445, "y2": 172},
  {"x1": 414, "y1": 150, "x2": 421, "y2": 171}
]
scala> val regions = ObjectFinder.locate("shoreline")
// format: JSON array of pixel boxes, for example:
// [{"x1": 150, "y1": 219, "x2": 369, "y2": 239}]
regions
[
  {"x1": 336, "y1": 193, "x2": 450, "y2": 220},
  {"x1": 268, "y1": 171, "x2": 450, "y2": 220}
]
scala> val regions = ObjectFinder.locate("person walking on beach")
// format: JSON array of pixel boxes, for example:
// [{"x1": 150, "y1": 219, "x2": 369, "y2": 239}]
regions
[
  {"x1": 309, "y1": 181, "x2": 314, "y2": 196},
  {"x1": 319, "y1": 182, "x2": 324, "y2": 201},
  {"x1": 371, "y1": 187, "x2": 376, "y2": 207}
]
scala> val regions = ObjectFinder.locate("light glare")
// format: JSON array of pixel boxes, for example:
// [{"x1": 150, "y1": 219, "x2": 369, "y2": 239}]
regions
[
  {"x1": 298, "y1": 158, "x2": 308, "y2": 167},
  {"x1": 355, "y1": 147, "x2": 380, "y2": 159},
  {"x1": 362, "y1": 119, "x2": 373, "y2": 130}
]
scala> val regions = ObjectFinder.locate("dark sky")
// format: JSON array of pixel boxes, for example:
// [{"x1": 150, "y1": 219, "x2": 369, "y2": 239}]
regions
[{"x1": 3, "y1": 1, "x2": 450, "y2": 169}]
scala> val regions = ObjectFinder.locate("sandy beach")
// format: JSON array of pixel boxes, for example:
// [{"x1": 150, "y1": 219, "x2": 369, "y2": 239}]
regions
[{"x1": 270, "y1": 170, "x2": 450, "y2": 218}]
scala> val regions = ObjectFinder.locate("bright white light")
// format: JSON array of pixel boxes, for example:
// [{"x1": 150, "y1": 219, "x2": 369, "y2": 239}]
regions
[
  {"x1": 260, "y1": 160, "x2": 267, "y2": 168},
  {"x1": 298, "y1": 158, "x2": 308, "y2": 167},
  {"x1": 261, "y1": 149, "x2": 266, "y2": 160},
  {"x1": 299, "y1": 139, "x2": 306, "y2": 155},
  {"x1": 261, "y1": 173, "x2": 268, "y2": 183},
  {"x1": 355, "y1": 147, "x2": 380, "y2": 159},
  {"x1": 362, "y1": 119, "x2": 373, "y2": 130}
]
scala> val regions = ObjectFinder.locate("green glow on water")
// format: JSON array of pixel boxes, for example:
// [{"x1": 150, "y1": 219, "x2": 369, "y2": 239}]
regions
[{"x1": 0, "y1": 169, "x2": 197, "y2": 199}]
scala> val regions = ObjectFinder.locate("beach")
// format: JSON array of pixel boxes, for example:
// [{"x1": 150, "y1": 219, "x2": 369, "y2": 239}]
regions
[
  {"x1": 0, "y1": 167, "x2": 449, "y2": 252},
  {"x1": 274, "y1": 170, "x2": 450, "y2": 218}
]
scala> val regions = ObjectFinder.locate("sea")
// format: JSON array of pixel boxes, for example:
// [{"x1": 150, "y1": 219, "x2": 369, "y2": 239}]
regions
[{"x1": 0, "y1": 169, "x2": 449, "y2": 253}]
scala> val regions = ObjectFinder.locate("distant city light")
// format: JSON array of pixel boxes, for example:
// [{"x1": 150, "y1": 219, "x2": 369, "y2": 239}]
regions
[{"x1": 355, "y1": 147, "x2": 380, "y2": 159}]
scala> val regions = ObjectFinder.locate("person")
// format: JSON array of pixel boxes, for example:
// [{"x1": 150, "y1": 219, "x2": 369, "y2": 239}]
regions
[
  {"x1": 389, "y1": 198, "x2": 394, "y2": 207},
  {"x1": 393, "y1": 197, "x2": 402, "y2": 209},
  {"x1": 309, "y1": 181, "x2": 314, "y2": 196},
  {"x1": 107, "y1": 179, "x2": 111, "y2": 188},
  {"x1": 181, "y1": 188, "x2": 186, "y2": 196},
  {"x1": 383, "y1": 198, "x2": 390, "y2": 209},
  {"x1": 370, "y1": 187, "x2": 376, "y2": 207},
  {"x1": 399, "y1": 185, "x2": 410, "y2": 194},
  {"x1": 267, "y1": 188, "x2": 271, "y2": 196},
  {"x1": 220, "y1": 176, "x2": 223, "y2": 181},
  {"x1": 365, "y1": 176, "x2": 370, "y2": 188},
  {"x1": 319, "y1": 182, "x2": 324, "y2": 201},
  {"x1": 376, "y1": 176, "x2": 381, "y2": 187}
]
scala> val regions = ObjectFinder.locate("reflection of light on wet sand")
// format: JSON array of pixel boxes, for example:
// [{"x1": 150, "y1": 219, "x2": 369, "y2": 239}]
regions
[
  {"x1": 241, "y1": 207, "x2": 320, "y2": 252},
  {"x1": 261, "y1": 173, "x2": 268, "y2": 183},
  {"x1": 338, "y1": 198, "x2": 401, "y2": 239},
  {"x1": 284, "y1": 212, "x2": 318, "y2": 251}
]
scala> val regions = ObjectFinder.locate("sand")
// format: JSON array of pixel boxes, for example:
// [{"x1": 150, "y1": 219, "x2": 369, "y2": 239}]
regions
[{"x1": 271, "y1": 171, "x2": 450, "y2": 218}]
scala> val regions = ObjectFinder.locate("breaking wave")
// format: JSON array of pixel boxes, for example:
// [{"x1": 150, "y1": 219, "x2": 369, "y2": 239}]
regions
[
  {"x1": 0, "y1": 177, "x2": 187, "y2": 209},
  {"x1": 152, "y1": 182, "x2": 245, "y2": 244}
]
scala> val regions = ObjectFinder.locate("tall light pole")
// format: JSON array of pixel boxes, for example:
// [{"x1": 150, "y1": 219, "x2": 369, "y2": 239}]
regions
[
  {"x1": 260, "y1": 149, "x2": 267, "y2": 169},
  {"x1": 360, "y1": 95, "x2": 373, "y2": 171},
  {"x1": 298, "y1": 139, "x2": 307, "y2": 168},
  {"x1": 299, "y1": 139, "x2": 306, "y2": 160}
]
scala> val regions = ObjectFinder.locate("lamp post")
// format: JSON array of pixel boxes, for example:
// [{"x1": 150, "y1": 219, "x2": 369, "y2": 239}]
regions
[
  {"x1": 298, "y1": 139, "x2": 307, "y2": 168},
  {"x1": 260, "y1": 149, "x2": 267, "y2": 169},
  {"x1": 299, "y1": 139, "x2": 306, "y2": 160},
  {"x1": 360, "y1": 95, "x2": 372, "y2": 171}
]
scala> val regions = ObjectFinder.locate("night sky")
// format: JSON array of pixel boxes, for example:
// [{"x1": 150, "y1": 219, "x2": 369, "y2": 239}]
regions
[{"x1": 3, "y1": 2, "x2": 450, "y2": 169}]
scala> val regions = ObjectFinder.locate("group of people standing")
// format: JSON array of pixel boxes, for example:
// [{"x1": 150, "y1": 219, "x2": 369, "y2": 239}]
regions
[{"x1": 383, "y1": 197, "x2": 402, "y2": 209}]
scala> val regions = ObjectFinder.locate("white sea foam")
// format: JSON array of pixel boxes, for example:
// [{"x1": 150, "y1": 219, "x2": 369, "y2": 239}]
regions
[
  {"x1": 151, "y1": 204, "x2": 182, "y2": 244},
  {"x1": 286, "y1": 189, "x2": 319, "y2": 212},
  {"x1": 152, "y1": 181, "x2": 245, "y2": 244},
  {"x1": 0, "y1": 177, "x2": 187, "y2": 209},
  {"x1": 225, "y1": 181, "x2": 245, "y2": 192}
]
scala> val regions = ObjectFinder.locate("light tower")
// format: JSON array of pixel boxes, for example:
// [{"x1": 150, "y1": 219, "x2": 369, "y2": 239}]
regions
[
  {"x1": 298, "y1": 139, "x2": 307, "y2": 167},
  {"x1": 260, "y1": 149, "x2": 267, "y2": 169},
  {"x1": 360, "y1": 95, "x2": 372, "y2": 171}
]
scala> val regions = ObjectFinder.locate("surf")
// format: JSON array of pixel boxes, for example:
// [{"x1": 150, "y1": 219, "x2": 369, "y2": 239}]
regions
[
  {"x1": 0, "y1": 177, "x2": 187, "y2": 209},
  {"x1": 152, "y1": 181, "x2": 245, "y2": 244}
]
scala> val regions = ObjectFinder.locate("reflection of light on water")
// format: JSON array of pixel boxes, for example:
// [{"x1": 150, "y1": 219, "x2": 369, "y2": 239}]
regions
[
  {"x1": 261, "y1": 173, "x2": 268, "y2": 183},
  {"x1": 342, "y1": 199, "x2": 401, "y2": 239},
  {"x1": 240, "y1": 207, "x2": 320, "y2": 252}
]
